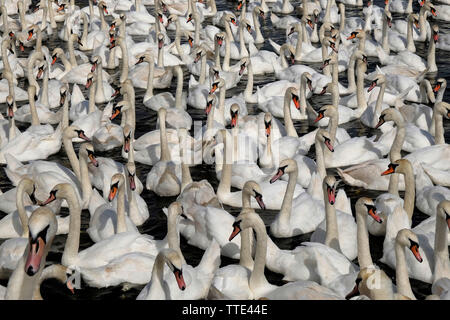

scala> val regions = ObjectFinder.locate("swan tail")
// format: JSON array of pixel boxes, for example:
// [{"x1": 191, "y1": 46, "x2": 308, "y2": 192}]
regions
[
  {"x1": 196, "y1": 238, "x2": 221, "y2": 276},
  {"x1": 334, "y1": 189, "x2": 352, "y2": 215},
  {"x1": 4, "y1": 153, "x2": 25, "y2": 185},
  {"x1": 268, "y1": 38, "x2": 281, "y2": 54},
  {"x1": 336, "y1": 167, "x2": 369, "y2": 189},
  {"x1": 270, "y1": 12, "x2": 280, "y2": 25},
  {"x1": 394, "y1": 84, "x2": 415, "y2": 109}
]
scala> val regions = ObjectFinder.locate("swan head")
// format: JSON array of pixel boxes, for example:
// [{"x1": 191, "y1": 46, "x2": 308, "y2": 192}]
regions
[
  {"x1": 435, "y1": 101, "x2": 450, "y2": 119},
  {"x1": 238, "y1": 57, "x2": 249, "y2": 76},
  {"x1": 223, "y1": 13, "x2": 237, "y2": 26},
  {"x1": 51, "y1": 48, "x2": 65, "y2": 65},
  {"x1": 321, "y1": 51, "x2": 338, "y2": 70},
  {"x1": 63, "y1": 126, "x2": 91, "y2": 142},
  {"x1": 19, "y1": 177, "x2": 38, "y2": 205},
  {"x1": 408, "y1": 13, "x2": 420, "y2": 29},
  {"x1": 315, "y1": 129, "x2": 334, "y2": 152},
  {"x1": 347, "y1": 29, "x2": 365, "y2": 41},
  {"x1": 381, "y1": 159, "x2": 412, "y2": 177},
  {"x1": 126, "y1": 163, "x2": 137, "y2": 191},
  {"x1": 85, "y1": 72, "x2": 95, "y2": 89},
  {"x1": 209, "y1": 78, "x2": 225, "y2": 94},
  {"x1": 35, "y1": 61, "x2": 46, "y2": 80},
  {"x1": 280, "y1": 43, "x2": 295, "y2": 64},
  {"x1": 215, "y1": 32, "x2": 226, "y2": 46},
  {"x1": 431, "y1": 24, "x2": 439, "y2": 43},
  {"x1": 436, "y1": 200, "x2": 450, "y2": 230},
  {"x1": 166, "y1": 14, "x2": 178, "y2": 26},
  {"x1": 135, "y1": 51, "x2": 154, "y2": 65},
  {"x1": 337, "y1": 2, "x2": 345, "y2": 14},
  {"x1": 243, "y1": 181, "x2": 265, "y2": 210},
  {"x1": 353, "y1": 50, "x2": 367, "y2": 64},
  {"x1": 168, "y1": 201, "x2": 187, "y2": 219},
  {"x1": 255, "y1": 6, "x2": 265, "y2": 19},
  {"x1": 424, "y1": 2, "x2": 437, "y2": 17},
  {"x1": 375, "y1": 108, "x2": 403, "y2": 129},
  {"x1": 241, "y1": 19, "x2": 253, "y2": 34},
  {"x1": 110, "y1": 100, "x2": 131, "y2": 121},
  {"x1": 40, "y1": 183, "x2": 76, "y2": 207},
  {"x1": 27, "y1": 25, "x2": 38, "y2": 41},
  {"x1": 315, "y1": 104, "x2": 337, "y2": 123},
  {"x1": 270, "y1": 159, "x2": 297, "y2": 184},
  {"x1": 384, "y1": 11, "x2": 392, "y2": 28},
  {"x1": 323, "y1": 175, "x2": 339, "y2": 205},
  {"x1": 160, "y1": 249, "x2": 186, "y2": 291},
  {"x1": 69, "y1": 31, "x2": 83, "y2": 46},
  {"x1": 287, "y1": 23, "x2": 301, "y2": 36},
  {"x1": 230, "y1": 104, "x2": 239, "y2": 128},
  {"x1": 285, "y1": 86, "x2": 300, "y2": 109},
  {"x1": 79, "y1": 143, "x2": 98, "y2": 167},
  {"x1": 355, "y1": 197, "x2": 383, "y2": 223},
  {"x1": 24, "y1": 207, "x2": 57, "y2": 277},
  {"x1": 157, "y1": 33, "x2": 165, "y2": 49},
  {"x1": 6, "y1": 95, "x2": 14, "y2": 118},
  {"x1": 123, "y1": 124, "x2": 133, "y2": 153},
  {"x1": 98, "y1": 0, "x2": 108, "y2": 15},
  {"x1": 367, "y1": 73, "x2": 386, "y2": 92},
  {"x1": 264, "y1": 113, "x2": 272, "y2": 137},
  {"x1": 433, "y1": 78, "x2": 446, "y2": 93},
  {"x1": 108, "y1": 173, "x2": 125, "y2": 202},
  {"x1": 59, "y1": 85, "x2": 69, "y2": 107},
  {"x1": 229, "y1": 208, "x2": 263, "y2": 241},
  {"x1": 396, "y1": 229, "x2": 423, "y2": 263},
  {"x1": 90, "y1": 55, "x2": 102, "y2": 72},
  {"x1": 205, "y1": 94, "x2": 216, "y2": 115}
]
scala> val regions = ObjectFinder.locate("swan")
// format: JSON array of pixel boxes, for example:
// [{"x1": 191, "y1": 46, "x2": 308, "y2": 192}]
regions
[
  {"x1": 145, "y1": 108, "x2": 182, "y2": 197},
  {"x1": 310, "y1": 175, "x2": 357, "y2": 261},
  {"x1": 0, "y1": 177, "x2": 68, "y2": 239},
  {"x1": 4, "y1": 207, "x2": 58, "y2": 300},
  {"x1": 215, "y1": 129, "x2": 303, "y2": 210},
  {"x1": 87, "y1": 172, "x2": 139, "y2": 242},
  {"x1": 212, "y1": 208, "x2": 345, "y2": 300},
  {"x1": 0, "y1": 86, "x2": 62, "y2": 164},
  {"x1": 135, "y1": 249, "x2": 187, "y2": 299},
  {"x1": 144, "y1": 65, "x2": 190, "y2": 129}
]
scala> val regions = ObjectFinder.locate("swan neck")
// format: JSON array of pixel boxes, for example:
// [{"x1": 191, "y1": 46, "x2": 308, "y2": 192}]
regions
[{"x1": 394, "y1": 240, "x2": 416, "y2": 299}]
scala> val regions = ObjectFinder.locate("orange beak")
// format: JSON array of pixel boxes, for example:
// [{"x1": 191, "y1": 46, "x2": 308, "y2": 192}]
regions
[
  {"x1": 410, "y1": 245, "x2": 423, "y2": 263},
  {"x1": 108, "y1": 186, "x2": 118, "y2": 202},
  {"x1": 381, "y1": 166, "x2": 395, "y2": 176},
  {"x1": 229, "y1": 224, "x2": 241, "y2": 241},
  {"x1": 265, "y1": 124, "x2": 271, "y2": 137},
  {"x1": 174, "y1": 270, "x2": 186, "y2": 290},
  {"x1": 314, "y1": 112, "x2": 324, "y2": 123},
  {"x1": 368, "y1": 207, "x2": 382, "y2": 223},
  {"x1": 347, "y1": 34, "x2": 356, "y2": 40},
  {"x1": 292, "y1": 95, "x2": 300, "y2": 109},
  {"x1": 25, "y1": 237, "x2": 46, "y2": 276},
  {"x1": 110, "y1": 108, "x2": 121, "y2": 120},
  {"x1": 434, "y1": 84, "x2": 441, "y2": 93},
  {"x1": 27, "y1": 31, "x2": 33, "y2": 41},
  {"x1": 231, "y1": 114, "x2": 237, "y2": 128},
  {"x1": 209, "y1": 83, "x2": 218, "y2": 94}
]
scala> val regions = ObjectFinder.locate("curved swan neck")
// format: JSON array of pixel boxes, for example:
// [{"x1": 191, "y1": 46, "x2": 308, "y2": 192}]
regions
[
  {"x1": 278, "y1": 167, "x2": 298, "y2": 225},
  {"x1": 248, "y1": 215, "x2": 269, "y2": 291},
  {"x1": 116, "y1": 179, "x2": 127, "y2": 234},
  {"x1": 28, "y1": 90, "x2": 41, "y2": 127},
  {"x1": 145, "y1": 58, "x2": 155, "y2": 98},
  {"x1": 159, "y1": 112, "x2": 170, "y2": 161},
  {"x1": 62, "y1": 188, "x2": 82, "y2": 267},
  {"x1": 217, "y1": 131, "x2": 232, "y2": 196},
  {"x1": 394, "y1": 239, "x2": 416, "y2": 299},
  {"x1": 16, "y1": 182, "x2": 30, "y2": 237},
  {"x1": 400, "y1": 165, "x2": 415, "y2": 222},
  {"x1": 432, "y1": 107, "x2": 444, "y2": 144},
  {"x1": 166, "y1": 206, "x2": 186, "y2": 265},
  {"x1": 63, "y1": 136, "x2": 81, "y2": 180},
  {"x1": 324, "y1": 192, "x2": 341, "y2": 253},
  {"x1": 119, "y1": 40, "x2": 129, "y2": 83},
  {"x1": 174, "y1": 66, "x2": 183, "y2": 109},
  {"x1": 283, "y1": 91, "x2": 298, "y2": 137},
  {"x1": 315, "y1": 138, "x2": 326, "y2": 179},
  {"x1": 433, "y1": 206, "x2": 450, "y2": 282},
  {"x1": 356, "y1": 204, "x2": 374, "y2": 268},
  {"x1": 79, "y1": 150, "x2": 93, "y2": 207}
]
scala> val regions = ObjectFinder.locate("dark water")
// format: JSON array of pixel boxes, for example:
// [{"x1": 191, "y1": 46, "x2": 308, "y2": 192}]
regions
[{"x1": 0, "y1": 0, "x2": 449, "y2": 300}]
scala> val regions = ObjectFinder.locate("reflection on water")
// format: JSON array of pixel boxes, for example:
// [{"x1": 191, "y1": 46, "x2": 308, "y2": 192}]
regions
[{"x1": 0, "y1": 0, "x2": 449, "y2": 300}]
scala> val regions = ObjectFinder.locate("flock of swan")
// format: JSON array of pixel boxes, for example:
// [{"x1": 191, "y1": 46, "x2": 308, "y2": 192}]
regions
[{"x1": 0, "y1": 0, "x2": 448, "y2": 301}]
